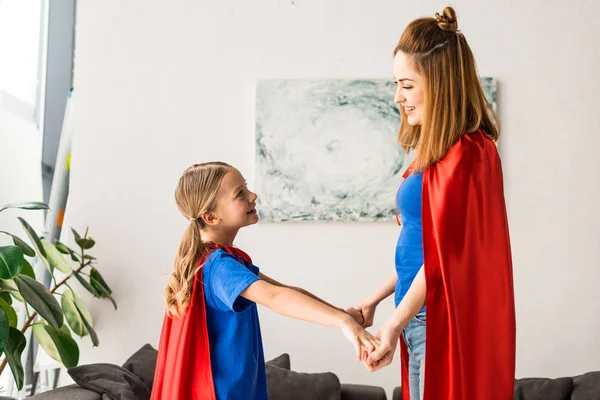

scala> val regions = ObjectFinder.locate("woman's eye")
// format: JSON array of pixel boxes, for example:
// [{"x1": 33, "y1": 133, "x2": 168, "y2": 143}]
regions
[{"x1": 403, "y1": 86, "x2": 413, "y2": 90}]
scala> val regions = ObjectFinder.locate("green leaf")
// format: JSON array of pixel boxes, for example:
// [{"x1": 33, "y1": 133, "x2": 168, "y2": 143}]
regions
[
  {"x1": 0, "y1": 279, "x2": 24, "y2": 302},
  {"x1": 41, "y1": 239, "x2": 71, "y2": 273},
  {"x1": 0, "y1": 291, "x2": 12, "y2": 305},
  {"x1": 0, "y1": 246, "x2": 24, "y2": 279},
  {"x1": 73, "y1": 272, "x2": 99, "y2": 297},
  {"x1": 75, "y1": 302, "x2": 98, "y2": 347},
  {"x1": 90, "y1": 277, "x2": 117, "y2": 310},
  {"x1": 5, "y1": 327, "x2": 26, "y2": 390},
  {"x1": 54, "y1": 241, "x2": 71, "y2": 255},
  {"x1": 17, "y1": 218, "x2": 46, "y2": 258},
  {"x1": 90, "y1": 268, "x2": 112, "y2": 295},
  {"x1": 33, "y1": 324, "x2": 61, "y2": 363},
  {"x1": 83, "y1": 255, "x2": 96, "y2": 260},
  {"x1": 0, "y1": 201, "x2": 49, "y2": 213},
  {"x1": 0, "y1": 306, "x2": 9, "y2": 355},
  {"x1": 62, "y1": 289, "x2": 93, "y2": 337},
  {"x1": 69, "y1": 251, "x2": 79, "y2": 262},
  {"x1": 0, "y1": 298, "x2": 17, "y2": 328},
  {"x1": 43, "y1": 324, "x2": 79, "y2": 367},
  {"x1": 10, "y1": 234, "x2": 35, "y2": 257},
  {"x1": 76, "y1": 238, "x2": 95, "y2": 250},
  {"x1": 20, "y1": 258, "x2": 35, "y2": 279},
  {"x1": 71, "y1": 228, "x2": 81, "y2": 242},
  {"x1": 15, "y1": 274, "x2": 63, "y2": 329}
]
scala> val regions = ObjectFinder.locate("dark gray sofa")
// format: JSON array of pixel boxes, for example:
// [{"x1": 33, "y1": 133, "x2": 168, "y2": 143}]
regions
[
  {"x1": 20, "y1": 344, "x2": 387, "y2": 400},
  {"x1": 391, "y1": 370, "x2": 600, "y2": 400}
]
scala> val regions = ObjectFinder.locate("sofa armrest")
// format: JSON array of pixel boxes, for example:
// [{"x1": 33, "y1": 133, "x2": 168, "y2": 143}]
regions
[
  {"x1": 392, "y1": 386, "x2": 402, "y2": 400},
  {"x1": 341, "y1": 383, "x2": 387, "y2": 400}
]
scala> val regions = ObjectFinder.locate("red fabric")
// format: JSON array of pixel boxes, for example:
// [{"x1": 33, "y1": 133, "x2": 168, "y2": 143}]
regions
[
  {"x1": 150, "y1": 245, "x2": 252, "y2": 400},
  {"x1": 399, "y1": 130, "x2": 516, "y2": 399}
]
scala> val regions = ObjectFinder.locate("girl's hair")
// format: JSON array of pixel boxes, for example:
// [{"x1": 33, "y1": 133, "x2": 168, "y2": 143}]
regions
[
  {"x1": 165, "y1": 161, "x2": 232, "y2": 318},
  {"x1": 394, "y1": 6, "x2": 500, "y2": 171}
]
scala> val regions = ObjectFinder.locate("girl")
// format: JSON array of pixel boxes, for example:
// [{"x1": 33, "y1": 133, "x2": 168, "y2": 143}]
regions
[
  {"x1": 348, "y1": 7, "x2": 516, "y2": 400},
  {"x1": 151, "y1": 162, "x2": 379, "y2": 400}
]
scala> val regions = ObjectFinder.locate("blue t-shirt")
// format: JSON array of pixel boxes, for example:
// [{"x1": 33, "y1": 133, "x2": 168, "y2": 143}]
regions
[
  {"x1": 395, "y1": 171, "x2": 426, "y2": 310},
  {"x1": 202, "y1": 249, "x2": 268, "y2": 400}
]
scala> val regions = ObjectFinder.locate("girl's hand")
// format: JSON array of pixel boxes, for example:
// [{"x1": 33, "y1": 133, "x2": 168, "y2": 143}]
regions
[
  {"x1": 340, "y1": 316, "x2": 380, "y2": 361},
  {"x1": 365, "y1": 322, "x2": 400, "y2": 372}
]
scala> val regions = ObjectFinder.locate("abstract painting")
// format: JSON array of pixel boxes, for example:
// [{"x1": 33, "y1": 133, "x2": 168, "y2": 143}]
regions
[{"x1": 255, "y1": 78, "x2": 496, "y2": 222}]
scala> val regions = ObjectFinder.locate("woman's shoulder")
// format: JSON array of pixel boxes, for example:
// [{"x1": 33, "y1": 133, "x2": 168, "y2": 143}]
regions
[{"x1": 437, "y1": 130, "x2": 499, "y2": 175}]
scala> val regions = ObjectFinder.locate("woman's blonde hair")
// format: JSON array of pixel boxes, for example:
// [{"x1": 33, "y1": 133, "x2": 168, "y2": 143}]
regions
[
  {"x1": 165, "y1": 161, "x2": 232, "y2": 318},
  {"x1": 394, "y1": 6, "x2": 500, "y2": 171}
]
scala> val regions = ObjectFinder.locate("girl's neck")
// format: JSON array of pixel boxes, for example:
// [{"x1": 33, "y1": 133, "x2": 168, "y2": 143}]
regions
[{"x1": 200, "y1": 228, "x2": 238, "y2": 248}]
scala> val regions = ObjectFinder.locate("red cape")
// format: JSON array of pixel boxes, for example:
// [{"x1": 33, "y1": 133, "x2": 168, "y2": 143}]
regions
[
  {"x1": 399, "y1": 130, "x2": 516, "y2": 399},
  {"x1": 151, "y1": 245, "x2": 252, "y2": 400}
]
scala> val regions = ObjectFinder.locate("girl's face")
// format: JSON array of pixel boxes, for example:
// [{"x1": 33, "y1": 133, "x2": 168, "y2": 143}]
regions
[
  {"x1": 212, "y1": 169, "x2": 258, "y2": 230},
  {"x1": 393, "y1": 51, "x2": 425, "y2": 126}
]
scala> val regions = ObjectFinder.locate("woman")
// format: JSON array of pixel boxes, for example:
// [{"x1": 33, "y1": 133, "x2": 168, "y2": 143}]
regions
[{"x1": 348, "y1": 7, "x2": 516, "y2": 400}]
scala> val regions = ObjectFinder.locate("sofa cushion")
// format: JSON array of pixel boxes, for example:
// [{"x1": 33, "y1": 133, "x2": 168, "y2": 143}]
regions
[
  {"x1": 68, "y1": 363, "x2": 151, "y2": 400},
  {"x1": 571, "y1": 371, "x2": 600, "y2": 400},
  {"x1": 122, "y1": 344, "x2": 158, "y2": 390},
  {"x1": 514, "y1": 377, "x2": 573, "y2": 400},
  {"x1": 266, "y1": 364, "x2": 341, "y2": 400},
  {"x1": 266, "y1": 353, "x2": 291, "y2": 370}
]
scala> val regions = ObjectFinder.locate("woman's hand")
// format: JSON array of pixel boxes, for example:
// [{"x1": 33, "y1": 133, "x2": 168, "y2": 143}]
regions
[
  {"x1": 346, "y1": 299, "x2": 377, "y2": 328},
  {"x1": 365, "y1": 322, "x2": 401, "y2": 372}
]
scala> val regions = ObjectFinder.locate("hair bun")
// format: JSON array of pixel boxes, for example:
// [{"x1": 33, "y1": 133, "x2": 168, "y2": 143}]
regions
[{"x1": 435, "y1": 7, "x2": 458, "y2": 33}]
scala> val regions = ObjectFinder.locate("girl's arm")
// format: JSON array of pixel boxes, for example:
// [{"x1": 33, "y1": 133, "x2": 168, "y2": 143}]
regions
[
  {"x1": 259, "y1": 272, "x2": 344, "y2": 312},
  {"x1": 240, "y1": 279, "x2": 379, "y2": 360}
]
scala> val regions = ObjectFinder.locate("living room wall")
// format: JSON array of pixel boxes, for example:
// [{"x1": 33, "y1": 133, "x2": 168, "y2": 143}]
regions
[{"x1": 65, "y1": 0, "x2": 600, "y2": 396}]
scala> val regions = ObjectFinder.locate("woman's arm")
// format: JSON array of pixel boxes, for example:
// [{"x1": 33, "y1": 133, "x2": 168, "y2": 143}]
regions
[{"x1": 348, "y1": 272, "x2": 397, "y2": 327}]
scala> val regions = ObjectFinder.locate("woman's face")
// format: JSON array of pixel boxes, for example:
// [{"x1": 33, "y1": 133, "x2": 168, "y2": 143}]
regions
[{"x1": 393, "y1": 51, "x2": 425, "y2": 126}]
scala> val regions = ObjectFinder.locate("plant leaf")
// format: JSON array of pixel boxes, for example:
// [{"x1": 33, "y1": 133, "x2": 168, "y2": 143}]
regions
[
  {"x1": 33, "y1": 324, "x2": 61, "y2": 363},
  {"x1": 0, "y1": 298, "x2": 17, "y2": 328},
  {"x1": 20, "y1": 258, "x2": 35, "y2": 279},
  {"x1": 75, "y1": 238, "x2": 95, "y2": 250},
  {"x1": 54, "y1": 241, "x2": 71, "y2": 255},
  {"x1": 71, "y1": 228, "x2": 81, "y2": 242},
  {"x1": 9, "y1": 234, "x2": 35, "y2": 258},
  {"x1": 0, "y1": 279, "x2": 24, "y2": 302},
  {"x1": 15, "y1": 274, "x2": 63, "y2": 329},
  {"x1": 43, "y1": 324, "x2": 79, "y2": 367},
  {"x1": 75, "y1": 302, "x2": 98, "y2": 347},
  {"x1": 83, "y1": 255, "x2": 96, "y2": 260},
  {"x1": 5, "y1": 327, "x2": 26, "y2": 390},
  {"x1": 0, "y1": 201, "x2": 49, "y2": 213},
  {"x1": 41, "y1": 239, "x2": 71, "y2": 273},
  {"x1": 0, "y1": 246, "x2": 24, "y2": 279},
  {"x1": 17, "y1": 218, "x2": 46, "y2": 258},
  {"x1": 90, "y1": 277, "x2": 117, "y2": 310},
  {"x1": 0, "y1": 291, "x2": 12, "y2": 305},
  {"x1": 90, "y1": 268, "x2": 112, "y2": 295},
  {"x1": 62, "y1": 290, "x2": 87, "y2": 337},
  {"x1": 73, "y1": 272, "x2": 99, "y2": 297},
  {"x1": 0, "y1": 306, "x2": 9, "y2": 355}
]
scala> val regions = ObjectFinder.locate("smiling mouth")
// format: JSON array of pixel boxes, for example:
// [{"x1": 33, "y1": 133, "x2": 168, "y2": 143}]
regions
[
  {"x1": 247, "y1": 208, "x2": 256, "y2": 215},
  {"x1": 405, "y1": 106, "x2": 415, "y2": 112}
]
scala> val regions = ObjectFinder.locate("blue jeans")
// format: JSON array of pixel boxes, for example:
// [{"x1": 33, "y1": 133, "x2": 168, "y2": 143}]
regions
[{"x1": 401, "y1": 311, "x2": 426, "y2": 400}]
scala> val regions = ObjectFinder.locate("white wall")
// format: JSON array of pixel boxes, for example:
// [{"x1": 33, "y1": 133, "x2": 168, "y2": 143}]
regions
[
  {"x1": 67, "y1": 0, "x2": 600, "y2": 396},
  {"x1": 0, "y1": 0, "x2": 42, "y2": 105}
]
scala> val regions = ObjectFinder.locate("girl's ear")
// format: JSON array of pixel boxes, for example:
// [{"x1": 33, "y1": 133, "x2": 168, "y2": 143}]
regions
[{"x1": 201, "y1": 211, "x2": 220, "y2": 226}]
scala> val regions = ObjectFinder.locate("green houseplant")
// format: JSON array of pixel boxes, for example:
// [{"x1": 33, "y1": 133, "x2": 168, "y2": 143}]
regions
[{"x1": 0, "y1": 201, "x2": 116, "y2": 390}]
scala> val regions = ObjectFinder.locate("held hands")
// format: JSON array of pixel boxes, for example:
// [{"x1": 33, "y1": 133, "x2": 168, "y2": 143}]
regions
[
  {"x1": 345, "y1": 300, "x2": 377, "y2": 328},
  {"x1": 340, "y1": 315, "x2": 380, "y2": 362},
  {"x1": 364, "y1": 322, "x2": 400, "y2": 372}
]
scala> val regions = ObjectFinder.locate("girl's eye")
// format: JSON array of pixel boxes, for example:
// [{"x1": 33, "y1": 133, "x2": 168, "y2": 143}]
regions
[{"x1": 237, "y1": 190, "x2": 244, "y2": 198}]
